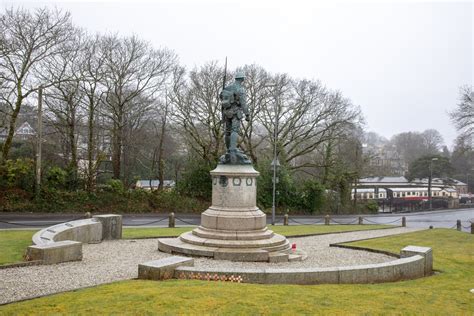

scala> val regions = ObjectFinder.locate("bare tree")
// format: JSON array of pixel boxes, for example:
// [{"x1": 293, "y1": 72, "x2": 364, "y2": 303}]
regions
[
  {"x1": 79, "y1": 34, "x2": 109, "y2": 191},
  {"x1": 0, "y1": 7, "x2": 74, "y2": 161},
  {"x1": 101, "y1": 35, "x2": 176, "y2": 179},
  {"x1": 170, "y1": 62, "x2": 225, "y2": 164},
  {"x1": 450, "y1": 85, "x2": 474, "y2": 138},
  {"x1": 239, "y1": 64, "x2": 273, "y2": 163},
  {"x1": 390, "y1": 129, "x2": 443, "y2": 165},
  {"x1": 421, "y1": 129, "x2": 444, "y2": 153},
  {"x1": 42, "y1": 29, "x2": 85, "y2": 175},
  {"x1": 258, "y1": 76, "x2": 362, "y2": 170}
]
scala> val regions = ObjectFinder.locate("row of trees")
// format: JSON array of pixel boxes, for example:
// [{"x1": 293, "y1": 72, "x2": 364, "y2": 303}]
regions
[
  {"x1": 396, "y1": 86, "x2": 474, "y2": 191},
  {"x1": 0, "y1": 8, "x2": 179, "y2": 191},
  {"x1": 0, "y1": 7, "x2": 367, "y2": 213},
  {"x1": 2, "y1": 7, "x2": 470, "y2": 213}
]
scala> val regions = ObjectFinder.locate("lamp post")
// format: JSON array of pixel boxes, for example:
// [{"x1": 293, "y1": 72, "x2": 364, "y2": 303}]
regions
[
  {"x1": 271, "y1": 88, "x2": 279, "y2": 226},
  {"x1": 428, "y1": 157, "x2": 438, "y2": 211},
  {"x1": 270, "y1": 156, "x2": 280, "y2": 225},
  {"x1": 265, "y1": 83, "x2": 279, "y2": 225},
  {"x1": 35, "y1": 86, "x2": 43, "y2": 200}
]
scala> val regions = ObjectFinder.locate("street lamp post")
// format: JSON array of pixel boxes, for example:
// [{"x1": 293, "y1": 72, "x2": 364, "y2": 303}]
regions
[
  {"x1": 271, "y1": 89, "x2": 279, "y2": 226},
  {"x1": 428, "y1": 157, "x2": 438, "y2": 211},
  {"x1": 265, "y1": 83, "x2": 279, "y2": 225}
]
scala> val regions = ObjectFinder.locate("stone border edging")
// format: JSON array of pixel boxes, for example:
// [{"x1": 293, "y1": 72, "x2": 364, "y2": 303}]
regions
[
  {"x1": 140, "y1": 242, "x2": 433, "y2": 285},
  {"x1": 169, "y1": 252, "x2": 428, "y2": 284},
  {"x1": 0, "y1": 260, "x2": 43, "y2": 270}
]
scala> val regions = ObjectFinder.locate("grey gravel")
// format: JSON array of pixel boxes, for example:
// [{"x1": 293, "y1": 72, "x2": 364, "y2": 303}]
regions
[{"x1": 0, "y1": 227, "x2": 423, "y2": 304}]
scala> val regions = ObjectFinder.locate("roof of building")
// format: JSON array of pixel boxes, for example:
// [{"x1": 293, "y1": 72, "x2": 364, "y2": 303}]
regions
[
  {"x1": 359, "y1": 176, "x2": 408, "y2": 184},
  {"x1": 136, "y1": 180, "x2": 176, "y2": 187},
  {"x1": 412, "y1": 178, "x2": 467, "y2": 186}
]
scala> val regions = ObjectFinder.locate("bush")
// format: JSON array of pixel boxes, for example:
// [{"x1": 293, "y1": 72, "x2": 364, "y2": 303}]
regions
[
  {"x1": 106, "y1": 179, "x2": 125, "y2": 194},
  {"x1": 298, "y1": 180, "x2": 326, "y2": 214},
  {"x1": 255, "y1": 159, "x2": 296, "y2": 211},
  {"x1": 177, "y1": 160, "x2": 213, "y2": 200},
  {"x1": 45, "y1": 166, "x2": 67, "y2": 190},
  {"x1": 0, "y1": 158, "x2": 35, "y2": 192},
  {"x1": 365, "y1": 200, "x2": 379, "y2": 213}
]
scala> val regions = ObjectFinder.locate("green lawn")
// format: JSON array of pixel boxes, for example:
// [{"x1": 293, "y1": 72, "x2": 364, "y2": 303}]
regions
[
  {"x1": 0, "y1": 225, "x2": 392, "y2": 266},
  {"x1": 0, "y1": 229, "x2": 472, "y2": 314},
  {"x1": 0, "y1": 230, "x2": 36, "y2": 265}
]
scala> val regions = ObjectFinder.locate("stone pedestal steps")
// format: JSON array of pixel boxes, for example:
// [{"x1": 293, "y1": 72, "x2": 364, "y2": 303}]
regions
[{"x1": 158, "y1": 237, "x2": 305, "y2": 262}]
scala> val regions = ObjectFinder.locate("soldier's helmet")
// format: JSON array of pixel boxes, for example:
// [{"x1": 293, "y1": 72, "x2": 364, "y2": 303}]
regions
[{"x1": 234, "y1": 72, "x2": 245, "y2": 80}]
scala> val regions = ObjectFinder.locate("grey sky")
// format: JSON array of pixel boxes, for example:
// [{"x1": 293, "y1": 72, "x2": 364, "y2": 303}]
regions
[{"x1": 2, "y1": 0, "x2": 472, "y2": 148}]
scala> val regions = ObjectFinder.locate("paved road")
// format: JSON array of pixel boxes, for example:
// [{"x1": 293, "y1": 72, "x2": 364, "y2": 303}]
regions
[{"x1": 0, "y1": 208, "x2": 472, "y2": 232}]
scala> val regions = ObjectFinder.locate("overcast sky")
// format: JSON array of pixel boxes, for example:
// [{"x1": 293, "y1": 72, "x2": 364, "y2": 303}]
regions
[{"x1": 2, "y1": 0, "x2": 472, "y2": 148}]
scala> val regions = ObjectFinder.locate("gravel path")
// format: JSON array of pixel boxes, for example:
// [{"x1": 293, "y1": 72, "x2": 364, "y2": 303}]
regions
[{"x1": 0, "y1": 227, "x2": 423, "y2": 305}]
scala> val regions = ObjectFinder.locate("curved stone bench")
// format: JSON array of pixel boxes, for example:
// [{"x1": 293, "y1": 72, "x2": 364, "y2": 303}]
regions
[
  {"x1": 32, "y1": 218, "x2": 102, "y2": 245},
  {"x1": 139, "y1": 245, "x2": 433, "y2": 285},
  {"x1": 27, "y1": 214, "x2": 122, "y2": 265}
]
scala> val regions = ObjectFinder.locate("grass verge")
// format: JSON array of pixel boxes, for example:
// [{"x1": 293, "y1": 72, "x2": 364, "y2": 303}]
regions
[
  {"x1": 0, "y1": 229, "x2": 472, "y2": 314},
  {"x1": 0, "y1": 230, "x2": 36, "y2": 265}
]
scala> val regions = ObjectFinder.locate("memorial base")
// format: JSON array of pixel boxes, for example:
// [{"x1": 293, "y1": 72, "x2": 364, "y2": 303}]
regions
[{"x1": 158, "y1": 164, "x2": 304, "y2": 262}]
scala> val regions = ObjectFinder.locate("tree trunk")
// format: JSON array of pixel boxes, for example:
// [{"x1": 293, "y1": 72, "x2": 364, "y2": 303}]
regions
[
  {"x1": 157, "y1": 100, "x2": 169, "y2": 191},
  {"x1": 1, "y1": 96, "x2": 23, "y2": 162},
  {"x1": 112, "y1": 121, "x2": 122, "y2": 179},
  {"x1": 87, "y1": 101, "x2": 95, "y2": 191},
  {"x1": 322, "y1": 141, "x2": 332, "y2": 186},
  {"x1": 68, "y1": 105, "x2": 77, "y2": 171}
]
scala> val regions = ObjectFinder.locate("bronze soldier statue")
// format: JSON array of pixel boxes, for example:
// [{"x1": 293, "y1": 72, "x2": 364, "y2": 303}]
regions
[{"x1": 219, "y1": 72, "x2": 251, "y2": 164}]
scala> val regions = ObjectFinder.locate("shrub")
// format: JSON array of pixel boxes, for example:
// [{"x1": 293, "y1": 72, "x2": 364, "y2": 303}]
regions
[
  {"x1": 0, "y1": 159, "x2": 35, "y2": 192},
  {"x1": 298, "y1": 180, "x2": 326, "y2": 214},
  {"x1": 45, "y1": 166, "x2": 67, "y2": 190},
  {"x1": 365, "y1": 200, "x2": 379, "y2": 213},
  {"x1": 106, "y1": 179, "x2": 125, "y2": 194},
  {"x1": 177, "y1": 160, "x2": 213, "y2": 200}
]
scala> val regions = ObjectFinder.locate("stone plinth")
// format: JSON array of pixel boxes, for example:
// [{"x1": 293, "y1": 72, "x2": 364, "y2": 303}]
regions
[
  {"x1": 93, "y1": 214, "x2": 122, "y2": 240},
  {"x1": 159, "y1": 164, "x2": 302, "y2": 262},
  {"x1": 27, "y1": 240, "x2": 82, "y2": 264},
  {"x1": 138, "y1": 256, "x2": 194, "y2": 280},
  {"x1": 400, "y1": 245, "x2": 433, "y2": 276}
]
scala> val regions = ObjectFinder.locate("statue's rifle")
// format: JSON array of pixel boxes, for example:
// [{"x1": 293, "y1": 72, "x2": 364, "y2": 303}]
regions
[{"x1": 222, "y1": 56, "x2": 227, "y2": 91}]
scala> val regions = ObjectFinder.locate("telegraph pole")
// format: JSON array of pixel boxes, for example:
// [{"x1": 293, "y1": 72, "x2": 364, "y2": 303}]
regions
[{"x1": 35, "y1": 86, "x2": 43, "y2": 199}]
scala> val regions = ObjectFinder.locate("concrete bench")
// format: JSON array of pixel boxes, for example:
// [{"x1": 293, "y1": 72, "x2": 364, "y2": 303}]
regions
[
  {"x1": 27, "y1": 214, "x2": 122, "y2": 265},
  {"x1": 27, "y1": 240, "x2": 82, "y2": 264},
  {"x1": 32, "y1": 219, "x2": 103, "y2": 246},
  {"x1": 138, "y1": 256, "x2": 194, "y2": 280}
]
